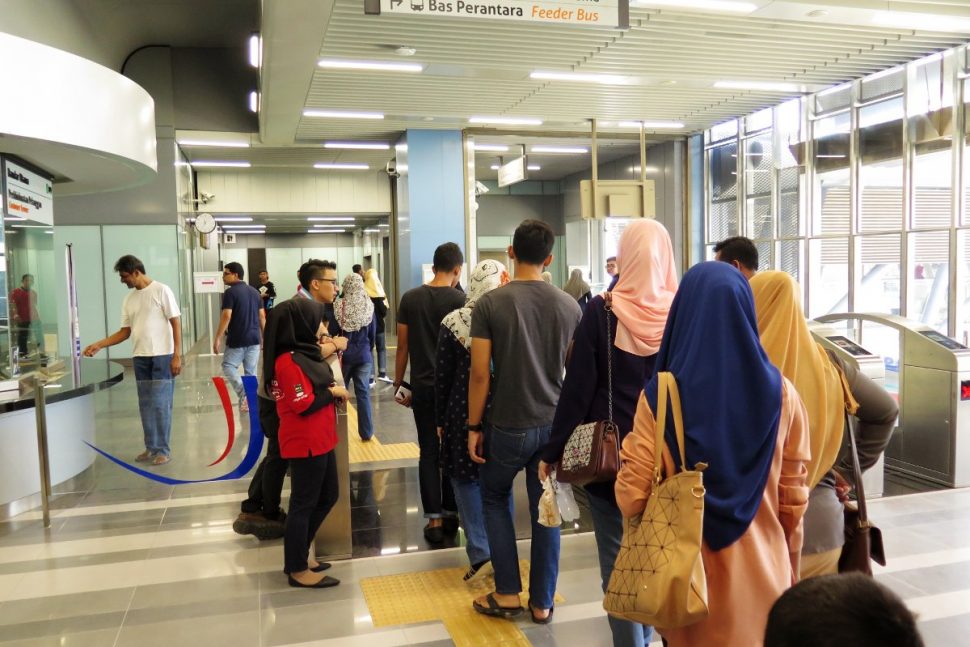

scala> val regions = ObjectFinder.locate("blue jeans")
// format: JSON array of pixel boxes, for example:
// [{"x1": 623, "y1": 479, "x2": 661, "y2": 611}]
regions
[
  {"x1": 223, "y1": 344, "x2": 260, "y2": 403},
  {"x1": 452, "y1": 478, "x2": 491, "y2": 565},
  {"x1": 587, "y1": 491, "x2": 654, "y2": 647},
  {"x1": 480, "y1": 423, "x2": 559, "y2": 610},
  {"x1": 374, "y1": 331, "x2": 387, "y2": 375},
  {"x1": 133, "y1": 355, "x2": 174, "y2": 457},
  {"x1": 344, "y1": 360, "x2": 373, "y2": 440}
]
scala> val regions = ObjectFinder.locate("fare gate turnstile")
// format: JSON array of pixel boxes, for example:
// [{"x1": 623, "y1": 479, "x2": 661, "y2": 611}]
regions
[
  {"x1": 816, "y1": 313, "x2": 970, "y2": 488},
  {"x1": 807, "y1": 321, "x2": 888, "y2": 497}
]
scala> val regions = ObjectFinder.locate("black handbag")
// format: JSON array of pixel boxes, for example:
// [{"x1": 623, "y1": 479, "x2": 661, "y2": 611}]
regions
[
  {"x1": 838, "y1": 415, "x2": 886, "y2": 575},
  {"x1": 558, "y1": 296, "x2": 620, "y2": 486}
]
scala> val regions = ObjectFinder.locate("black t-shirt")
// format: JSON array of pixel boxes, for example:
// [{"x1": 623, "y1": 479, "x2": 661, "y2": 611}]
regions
[
  {"x1": 222, "y1": 282, "x2": 262, "y2": 348},
  {"x1": 258, "y1": 281, "x2": 276, "y2": 309},
  {"x1": 398, "y1": 284, "x2": 465, "y2": 389}
]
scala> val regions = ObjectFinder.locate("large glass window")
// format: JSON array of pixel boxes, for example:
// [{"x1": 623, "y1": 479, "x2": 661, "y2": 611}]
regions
[
  {"x1": 909, "y1": 230, "x2": 950, "y2": 333},
  {"x1": 812, "y1": 112, "x2": 851, "y2": 236},
  {"x1": 808, "y1": 237, "x2": 849, "y2": 317},
  {"x1": 856, "y1": 234, "x2": 901, "y2": 314},
  {"x1": 859, "y1": 98, "x2": 905, "y2": 233},
  {"x1": 707, "y1": 141, "x2": 739, "y2": 243}
]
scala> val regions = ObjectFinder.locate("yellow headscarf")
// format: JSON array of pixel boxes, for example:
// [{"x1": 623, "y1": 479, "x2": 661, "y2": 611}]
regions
[
  {"x1": 750, "y1": 271, "x2": 858, "y2": 488},
  {"x1": 363, "y1": 269, "x2": 388, "y2": 307}
]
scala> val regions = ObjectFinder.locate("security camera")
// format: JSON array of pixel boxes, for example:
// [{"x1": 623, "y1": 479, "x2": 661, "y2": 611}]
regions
[
  {"x1": 200, "y1": 192, "x2": 215, "y2": 204},
  {"x1": 475, "y1": 181, "x2": 490, "y2": 196},
  {"x1": 385, "y1": 160, "x2": 399, "y2": 178}
]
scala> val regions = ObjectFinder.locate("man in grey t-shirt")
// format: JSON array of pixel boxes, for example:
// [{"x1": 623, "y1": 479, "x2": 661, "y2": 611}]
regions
[{"x1": 467, "y1": 219, "x2": 581, "y2": 623}]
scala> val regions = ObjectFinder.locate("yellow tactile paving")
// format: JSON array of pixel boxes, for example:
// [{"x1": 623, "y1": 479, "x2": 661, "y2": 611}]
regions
[
  {"x1": 345, "y1": 402, "x2": 420, "y2": 464},
  {"x1": 360, "y1": 561, "x2": 564, "y2": 647}
]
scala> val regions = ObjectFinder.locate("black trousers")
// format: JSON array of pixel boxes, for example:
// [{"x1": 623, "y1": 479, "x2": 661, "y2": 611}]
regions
[
  {"x1": 411, "y1": 385, "x2": 456, "y2": 518},
  {"x1": 241, "y1": 397, "x2": 288, "y2": 518},
  {"x1": 284, "y1": 450, "x2": 339, "y2": 574}
]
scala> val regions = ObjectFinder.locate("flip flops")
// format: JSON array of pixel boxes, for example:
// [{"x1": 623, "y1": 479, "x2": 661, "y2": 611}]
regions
[{"x1": 473, "y1": 592, "x2": 523, "y2": 619}]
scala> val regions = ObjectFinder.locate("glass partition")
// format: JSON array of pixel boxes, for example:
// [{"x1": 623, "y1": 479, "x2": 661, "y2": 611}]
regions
[{"x1": 1, "y1": 156, "x2": 58, "y2": 377}]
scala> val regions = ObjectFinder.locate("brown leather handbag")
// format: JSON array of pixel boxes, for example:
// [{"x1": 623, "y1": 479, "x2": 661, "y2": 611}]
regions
[
  {"x1": 557, "y1": 298, "x2": 621, "y2": 486},
  {"x1": 838, "y1": 415, "x2": 886, "y2": 575}
]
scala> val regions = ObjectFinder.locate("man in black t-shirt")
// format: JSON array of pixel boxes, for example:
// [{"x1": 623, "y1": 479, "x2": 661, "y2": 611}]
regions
[
  {"x1": 395, "y1": 243, "x2": 465, "y2": 546},
  {"x1": 258, "y1": 270, "x2": 276, "y2": 310},
  {"x1": 215, "y1": 262, "x2": 265, "y2": 412}
]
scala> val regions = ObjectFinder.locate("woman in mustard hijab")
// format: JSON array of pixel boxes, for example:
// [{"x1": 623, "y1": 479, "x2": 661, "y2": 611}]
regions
[{"x1": 750, "y1": 271, "x2": 898, "y2": 578}]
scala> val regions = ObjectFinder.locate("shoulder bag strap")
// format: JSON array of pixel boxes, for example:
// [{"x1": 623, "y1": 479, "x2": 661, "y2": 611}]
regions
[
  {"x1": 845, "y1": 412, "x2": 869, "y2": 524},
  {"x1": 666, "y1": 373, "x2": 688, "y2": 472},
  {"x1": 604, "y1": 293, "x2": 614, "y2": 424},
  {"x1": 653, "y1": 372, "x2": 670, "y2": 486}
]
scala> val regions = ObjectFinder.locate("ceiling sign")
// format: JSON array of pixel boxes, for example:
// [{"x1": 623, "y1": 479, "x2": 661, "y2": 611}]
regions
[
  {"x1": 498, "y1": 156, "x2": 528, "y2": 187},
  {"x1": 3, "y1": 159, "x2": 54, "y2": 226},
  {"x1": 368, "y1": 0, "x2": 627, "y2": 28}
]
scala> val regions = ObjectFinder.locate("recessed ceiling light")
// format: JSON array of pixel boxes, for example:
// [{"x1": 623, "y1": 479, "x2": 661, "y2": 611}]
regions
[
  {"x1": 873, "y1": 11, "x2": 970, "y2": 32},
  {"x1": 317, "y1": 59, "x2": 424, "y2": 73},
  {"x1": 178, "y1": 140, "x2": 250, "y2": 148},
  {"x1": 364, "y1": 228, "x2": 381, "y2": 233},
  {"x1": 633, "y1": 0, "x2": 757, "y2": 12},
  {"x1": 308, "y1": 217, "x2": 355, "y2": 222},
  {"x1": 490, "y1": 164, "x2": 541, "y2": 171},
  {"x1": 222, "y1": 224, "x2": 265, "y2": 229},
  {"x1": 249, "y1": 91, "x2": 259, "y2": 113},
  {"x1": 714, "y1": 80, "x2": 802, "y2": 92},
  {"x1": 313, "y1": 163, "x2": 370, "y2": 170},
  {"x1": 378, "y1": 223, "x2": 389, "y2": 228},
  {"x1": 226, "y1": 230, "x2": 265, "y2": 234},
  {"x1": 307, "y1": 229, "x2": 346, "y2": 233},
  {"x1": 191, "y1": 161, "x2": 252, "y2": 168},
  {"x1": 323, "y1": 142, "x2": 390, "y2": 150},
  {"x1": 530, "y1": 71, "x2": 630, "y2": 85},
  {"x1": 619, "y1": 120, "x2": 685, "y2": 129},
  {"x1": 248, "y1": 34, "x2": 261, "y2": 67},
  {"x1": 530, "y1": 146, "x2": 588, "y2": 154},
  {"x1": 303, "y1": 110, "x2": 385, "y2": 120},
  {"x1": 214, "y1": 217, "x2": 253, "y2": 222},
  {"x1": 469, "y1": 116, "x2": 543, "y2": 126},
  {"x1": 473, "y1": 144, "x2": 510, "y2": 152}
]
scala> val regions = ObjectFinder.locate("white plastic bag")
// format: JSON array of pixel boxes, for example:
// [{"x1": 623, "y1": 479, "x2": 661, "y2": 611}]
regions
[
  {"x1": 538, "y1": 473, "x2": 562, "y2": 528},
  {"x1": 556, "y1": 480, "x2": 580, "y2": 522}
]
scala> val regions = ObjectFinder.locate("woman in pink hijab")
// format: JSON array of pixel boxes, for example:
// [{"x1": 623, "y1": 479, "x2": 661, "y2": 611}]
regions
[{"x1": 539, "y1": 218, "x2": 678, "y2": 647}]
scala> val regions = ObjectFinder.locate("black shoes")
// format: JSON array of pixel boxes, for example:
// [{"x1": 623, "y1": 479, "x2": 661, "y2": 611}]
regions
[
  {"x1": 424, "y1": 523, "x2": 445, "y2": 544},
  {"x1": 442, "y1": 517, "x2": 460, "y2": 536},
  {"x1": 287, "y1": 575, "x2": 340, "y2": 588},
  {"x1": 233, "y1": 511, "x2": 286, "y2": 540}
]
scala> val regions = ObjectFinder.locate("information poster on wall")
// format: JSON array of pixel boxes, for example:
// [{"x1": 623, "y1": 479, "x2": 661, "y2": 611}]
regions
[
  {"x1": 4, "y1": 160, "x2": 54, "y2": 226},
  {"x1": 193, "y1": 271, "x2": 224, "y2": 294}
]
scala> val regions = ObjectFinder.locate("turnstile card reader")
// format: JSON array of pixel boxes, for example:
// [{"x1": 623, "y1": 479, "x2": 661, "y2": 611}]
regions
[
  {"x1": 816, "y1": 313, "x2": 970, "y2": 488},
  {"x1": 808, "y1": 321, "x2": 887, "y2": 497}
]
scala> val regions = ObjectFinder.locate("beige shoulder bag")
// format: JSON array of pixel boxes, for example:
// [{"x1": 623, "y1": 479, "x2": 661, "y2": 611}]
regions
[{"x1": 604, "y1": 372, "x2": 709, "y2": 629}]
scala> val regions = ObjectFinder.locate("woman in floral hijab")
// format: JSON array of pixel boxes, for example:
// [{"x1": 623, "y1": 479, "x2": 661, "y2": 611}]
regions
[{"x1": 337, "y1": 274, "x2": 377, "y2": 440}]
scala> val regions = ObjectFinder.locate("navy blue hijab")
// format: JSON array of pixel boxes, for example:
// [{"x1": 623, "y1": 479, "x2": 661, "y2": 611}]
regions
[{"x1": 644, "y1": 262, "x2": 782, "y2": 551}]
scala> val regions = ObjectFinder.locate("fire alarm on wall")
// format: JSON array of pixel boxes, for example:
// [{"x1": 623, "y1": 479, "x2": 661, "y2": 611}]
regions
[{"x1": 223, "y1": 233, "x2": 237, "y2": 244}]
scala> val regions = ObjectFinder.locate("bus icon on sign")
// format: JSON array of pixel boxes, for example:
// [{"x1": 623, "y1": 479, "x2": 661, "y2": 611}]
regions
[{"x1": 411, "y1": 0, "x2": 424, "y2": 9}]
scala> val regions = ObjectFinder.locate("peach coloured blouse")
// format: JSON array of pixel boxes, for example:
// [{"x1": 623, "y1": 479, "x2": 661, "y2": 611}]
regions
[{"x1": 615, "y1": 378, "x2": 811, "y2": 647}]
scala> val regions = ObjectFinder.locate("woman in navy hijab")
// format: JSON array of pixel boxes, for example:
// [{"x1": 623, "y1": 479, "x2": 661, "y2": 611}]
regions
[{"x1": 615, "y1": 262, "x2": 811, "y2": 646}]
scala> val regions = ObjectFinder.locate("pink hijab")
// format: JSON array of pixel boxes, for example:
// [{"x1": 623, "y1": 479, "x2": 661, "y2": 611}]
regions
[{"x1": 610, "y1": 219, "x2": 678, "y2": 356}]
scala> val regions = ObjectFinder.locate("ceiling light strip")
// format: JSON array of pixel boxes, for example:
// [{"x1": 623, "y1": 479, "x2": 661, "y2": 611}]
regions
[
  {"x1": 191, "y1": 161, "x2": 252, "y2": 168},
  {"x1": 304, "y1": 109, "x2": 384, "y2": 120},
  {"x1": 323, "y1": 142, "x2": 390, "y2": 150},
  {"x1": 318, "y1": 59, "x2": 423, "y2": 73},
  {"x1": 314, "y1": 163, "x2": 370, "y2": 170},
  {"x1": 469, "y1": 116, "x2": 543, "y2": 126}
]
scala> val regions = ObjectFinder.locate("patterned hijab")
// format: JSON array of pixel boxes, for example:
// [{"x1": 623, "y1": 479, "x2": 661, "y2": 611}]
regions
[
  {"x1": 610, "y1": 219, "x2": 678, "y2": 356},
  {"x1": 751, "y1": 271, "x2": 857, "y2": 488},
  {"x1": 442, "y1": 259, "x2": 506, "y2": 350},
  {"x1": 337, "y1": 274, "x2": 374, "y2": 332},
  {"x1": 363, "y1": 269, "x2": 388, "y2": 307},
  {"x1": 563, "y1": 268, "x2": 591, "y2": 300},
  {"x1": 644, "y1": 262, "x2": 782, "y2": 551}
]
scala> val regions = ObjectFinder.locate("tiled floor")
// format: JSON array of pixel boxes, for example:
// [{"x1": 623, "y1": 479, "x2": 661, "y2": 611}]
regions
[{"x1": 0, "y1": 354, "x2": 967, "y2": 645}]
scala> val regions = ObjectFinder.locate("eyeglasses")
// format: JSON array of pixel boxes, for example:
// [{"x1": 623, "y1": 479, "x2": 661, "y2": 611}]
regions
[{"x1": 317, "y1": 278, "x2": 338, "y2": 285}]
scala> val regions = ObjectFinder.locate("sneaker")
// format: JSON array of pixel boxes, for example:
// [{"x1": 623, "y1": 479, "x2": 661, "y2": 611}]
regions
[
  {"x1": 377, "y1": 374, "x2": 393, "y2": 384},
  {"x1": 151, "y1": 454, "x2": 171, "y2": 466},
  {"x1": 135, "y1": 450, "x2": 153, "y2": 462},
  {"x1": 368, "y1": 379, "x2": 377, "y2": 389},
  {"x1": 234, "y1": 511, "x2": 286, "y2": 540},
  {"x1": 463, "y1": 560, "x2": 493, "y2": 583}
]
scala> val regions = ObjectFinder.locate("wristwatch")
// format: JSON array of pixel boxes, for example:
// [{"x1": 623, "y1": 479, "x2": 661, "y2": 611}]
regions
[{"x1": 467, "y1": 421, "x2": 483, "y2": 432}]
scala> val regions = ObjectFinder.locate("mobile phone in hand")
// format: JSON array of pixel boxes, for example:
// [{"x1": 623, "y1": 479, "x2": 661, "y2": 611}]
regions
[{"x1": 394, "y1": 381, "x2": 412, "y2": 405}]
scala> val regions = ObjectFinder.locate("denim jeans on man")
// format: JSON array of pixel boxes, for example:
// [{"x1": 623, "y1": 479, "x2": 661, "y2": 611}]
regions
[
  {"x1": 343, "y1": 359, "x2": 373, "y2": 440},
  {"x1": 223, "y1": 344, "x2": 260, "y2": 404},
  {"x1": 587, "y1": 490, "x2": 655, "y2": 647},
  {"x1": 480, "y1": 423, "x2": 559, "y2": 610},
  {"x1": 133, "y1": 354, "x2": 174, "y2": 457}
]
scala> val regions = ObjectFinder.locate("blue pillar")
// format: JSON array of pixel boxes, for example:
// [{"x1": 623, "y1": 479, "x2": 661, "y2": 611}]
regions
[{"x1": 395, "y1": 130, "x2": 466, "y2": 291}]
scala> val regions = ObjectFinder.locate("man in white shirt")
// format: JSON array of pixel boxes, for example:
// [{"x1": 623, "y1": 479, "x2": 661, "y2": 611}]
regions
[{"x1": 83, "y1": 255, "x2": 182, "y2": 466}]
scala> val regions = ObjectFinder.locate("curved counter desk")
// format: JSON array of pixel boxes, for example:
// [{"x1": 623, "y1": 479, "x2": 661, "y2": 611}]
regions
[{"x1": 0, "y1": 359, "x2": 124, "y2": 519}]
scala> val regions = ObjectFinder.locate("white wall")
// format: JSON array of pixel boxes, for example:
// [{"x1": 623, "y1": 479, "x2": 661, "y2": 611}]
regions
[{"x1": 197, "y1": 169, "x2": 392, "y2": 213}]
